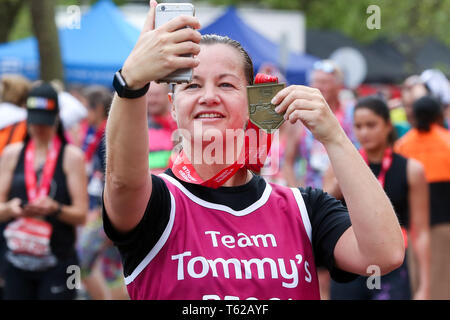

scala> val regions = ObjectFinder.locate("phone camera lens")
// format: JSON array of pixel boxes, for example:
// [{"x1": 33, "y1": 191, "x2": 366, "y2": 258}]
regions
[{"x1": 161, "y1": 5, "x2": 165, "y2": 11}]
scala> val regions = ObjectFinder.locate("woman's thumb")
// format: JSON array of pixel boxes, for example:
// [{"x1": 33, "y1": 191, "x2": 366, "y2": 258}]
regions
[{"x1": 141, "y1": 0, "x2": 158, "y2": 34}]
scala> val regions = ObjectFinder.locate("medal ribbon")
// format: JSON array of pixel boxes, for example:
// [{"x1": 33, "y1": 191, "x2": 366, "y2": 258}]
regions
[
  {"x1": 25, "y1": 135, "x2": 62, "y2": 202},
  {"x1": 171, "y1": 73, "x2": 278, "y2": 188},
  {"x1": 84, "y1": 119, "x2": 107, "y2": 163},
  {"x1": 359, "y1": 147, "x2": 393, "y2": 188}
]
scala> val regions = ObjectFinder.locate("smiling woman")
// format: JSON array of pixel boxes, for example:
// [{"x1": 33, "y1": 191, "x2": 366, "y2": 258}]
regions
[
  {"x1": 171, "y1": 41, "x2": 250, "y2": 177},
  {"x1": 103, "y1": 0, "x2": 405, "y2": 300}
]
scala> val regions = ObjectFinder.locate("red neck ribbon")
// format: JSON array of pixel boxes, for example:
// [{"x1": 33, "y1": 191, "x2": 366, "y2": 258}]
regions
[
  {"x1": 84, "y1": 119, "x2": 107, "y2": 163},
  {"x1": 359, "y1": 147, "x2": 393, "y2": 188},
  {"x1": 171, "y1": 73, "x2": 278, "y2": 188},
  {"x1": 24, "y1": 135, "x2": 62, "y2": 202}
]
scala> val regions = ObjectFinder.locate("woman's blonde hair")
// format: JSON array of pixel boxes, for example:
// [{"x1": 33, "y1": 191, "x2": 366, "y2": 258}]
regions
[{"x1": 0, "y1": 74, "x2": 32, "y2": 107}]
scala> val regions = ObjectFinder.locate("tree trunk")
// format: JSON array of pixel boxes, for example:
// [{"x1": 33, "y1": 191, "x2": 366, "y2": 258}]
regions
[
  {"x1": 0, "y1": 0, "x2": 26, "y2": 43},
  {"x1": 29, "y1": 0, "x2": 64, "y2": 82}
]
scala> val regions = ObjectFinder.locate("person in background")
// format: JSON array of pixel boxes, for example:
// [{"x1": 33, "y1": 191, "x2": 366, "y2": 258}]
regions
[
  {"x1": 0, "y1": 75, "x2": 31, "y2": 156},
  {"x1": 0, "y1": 74, "x2": 31, "y2": 298},
  {"x1": 324, "y1": 96, "x2": 430, "y2": 300},
  {"x1": 79, "y1": 85, "x2": 110, "y2": 176},
  {"x1": 388, "y1": 95, "x2": 410, "y2": 139},
  {"x1": 50, "y1": 80, "x2": 88, "y2": 142},
  {"x1": 283, "y1": 60, "x2": 357, "y2": 299},
  {"x1": 76, "y1": 85, "x2": 128, "y2": 300},
  {"x1": 283, "y1": 60, "x2": 357, "y2": 189},
  {"x1": 0, "y1": 82, "x2": 87, "y2": 299},
  {"x1": 395, "y1": 96, "x2": 450, "y2": 300},
  {"x1": 147, "y1": 82, "x2": 178, "y2": 175},
  {"x1": 400, "y1": 75, "x2": 428, "y2": 129},
  {"x1": 420, "y1": 69, "x2": 450, "y2": 129},
  {"x1": 65, "y1": 84, "x2": 89, "y2": 147}
]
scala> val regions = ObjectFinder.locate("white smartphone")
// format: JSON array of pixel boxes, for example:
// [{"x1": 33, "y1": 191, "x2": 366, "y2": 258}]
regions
[{"x1": 154, "y1": 3, "x2": 196, "y2": 84}]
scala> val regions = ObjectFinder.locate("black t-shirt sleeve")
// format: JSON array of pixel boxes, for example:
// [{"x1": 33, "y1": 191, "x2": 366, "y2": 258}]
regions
[
  {"x1": 102, "y1": 174, "x2": 171, "y2": 277},
  {"x1": 300, "y1": 187, "x2": 358, "y2": 283}
]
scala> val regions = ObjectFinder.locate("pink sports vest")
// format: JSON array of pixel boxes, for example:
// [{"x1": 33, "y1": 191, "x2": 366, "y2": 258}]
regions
[{"x1": 125, "y1": 174, "x2": 320, "y2": 300}]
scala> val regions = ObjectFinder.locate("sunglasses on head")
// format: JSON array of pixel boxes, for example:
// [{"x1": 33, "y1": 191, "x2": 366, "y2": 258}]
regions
[{"x1": 313, "y1": 61, "x2": 338, "y2": 74}]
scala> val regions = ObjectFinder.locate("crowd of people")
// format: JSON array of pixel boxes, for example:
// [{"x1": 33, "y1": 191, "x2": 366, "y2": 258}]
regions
[
  {"x1": 0, "y1": 74, "x2": 176, "y2": 299},
  {"x1": 258, "y1": 60, "x2": 450, "y2": 300},
  {"x1": 0, "y1": 4, "x2": 449, "y2": 301}
]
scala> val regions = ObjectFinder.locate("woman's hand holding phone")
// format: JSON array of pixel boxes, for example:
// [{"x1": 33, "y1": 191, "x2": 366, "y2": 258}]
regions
[{"x1": 121, "y1": 0, "x2": 201, "y2": 89}]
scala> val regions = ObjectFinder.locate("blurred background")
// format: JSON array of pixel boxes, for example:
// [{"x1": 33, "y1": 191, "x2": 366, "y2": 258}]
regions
[
  {"x1": 0, "y1": 0, "x2": 449, "y2": 90},
  {"x1": 0, "y1": 0, "x2": 449, "y2": 301}
]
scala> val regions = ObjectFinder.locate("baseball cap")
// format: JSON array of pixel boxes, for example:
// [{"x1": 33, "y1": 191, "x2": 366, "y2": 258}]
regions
[{"x1": 26, "y1": 82, "x2": 59, "y2": 126}]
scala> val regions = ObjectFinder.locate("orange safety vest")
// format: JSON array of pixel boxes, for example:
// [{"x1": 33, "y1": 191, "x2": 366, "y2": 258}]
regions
[
  {"x1": 0, "y1": 121, "x2": 27, "y2": 155},
  {"x1": 394, "y1": 124, "x2": 450, "y2": 183}
]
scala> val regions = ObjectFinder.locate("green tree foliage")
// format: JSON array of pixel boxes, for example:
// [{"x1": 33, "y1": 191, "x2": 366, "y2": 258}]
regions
[
  {"x1": 7, "y1": 0, "x2": 128, "y2": 42},
  {"x1": 0, "y1": 0, "x2": 27, "y2": 43},
  {"x1": 205, "y1": 0, "x2": 450, "y2": 47},
  {"x1": 6, "y1": 0, "x2": 450, "y2": 47}
]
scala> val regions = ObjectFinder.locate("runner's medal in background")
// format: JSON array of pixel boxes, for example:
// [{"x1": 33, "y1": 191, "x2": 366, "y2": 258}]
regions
[{"x1": 247, "y1": 83, "x2": 286, "y2": 133}]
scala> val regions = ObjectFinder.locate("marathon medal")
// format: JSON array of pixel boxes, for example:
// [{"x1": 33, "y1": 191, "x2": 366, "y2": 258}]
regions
[{"x1": 247, "y1": 83, "x2": 285, "y2": 132}]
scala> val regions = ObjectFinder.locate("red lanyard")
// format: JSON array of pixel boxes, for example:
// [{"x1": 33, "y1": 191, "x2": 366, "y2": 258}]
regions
[
  {"x1": 24, "y1": 136, "x2": 62, "y2": 201},
  {"x1": 359, "y1": 147, "x2": 393, "y2": 188},
  {"x1": 84, "y1": 120, "x2": 106, "y2": 163},
  {"x1": 171, "y1": 146, "x2": 246, "y2": 189},
  {"x1": 171, "y1": 74, "x2": 276, "y2": 188}
]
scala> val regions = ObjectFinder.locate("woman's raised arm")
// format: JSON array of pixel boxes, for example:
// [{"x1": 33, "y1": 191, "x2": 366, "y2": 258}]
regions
[
  {"x1": 273, "y1": 85, "x2": 405, "y2": 275},
  {"x1": 104, "y1": 0, "x2": 201, "y2": 233}
]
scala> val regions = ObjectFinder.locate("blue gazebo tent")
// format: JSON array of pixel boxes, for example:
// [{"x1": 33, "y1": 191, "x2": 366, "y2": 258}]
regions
[{"x1": 0, "y1": 0, "x2": 140, "y2": 86}]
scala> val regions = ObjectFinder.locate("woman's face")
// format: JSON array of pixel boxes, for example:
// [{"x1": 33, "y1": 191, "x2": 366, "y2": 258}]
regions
[
  {"x1": 87, "y1": 103, "x2": 106, "y2": 125},
  {"x1": 28, "y1": 123, "x2": 56, "y2": 141},
  {"x1": 172, "y1": 44, "x2": 249, "y2": 144},
  {"x1": 353, "y1": 107, "x2": 392, "y2": 151}
]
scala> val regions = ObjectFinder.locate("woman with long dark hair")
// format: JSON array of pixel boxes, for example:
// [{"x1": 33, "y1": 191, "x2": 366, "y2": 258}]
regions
[
  {"x1": 0, "y1": 82, "x2": 88, "y2": 299},
  {"x1": 395, "y1": 95, "x2": 450, "y2": 299},
  {"x1": 324, "y1": 96, "x2": 430, "y2": 300}
]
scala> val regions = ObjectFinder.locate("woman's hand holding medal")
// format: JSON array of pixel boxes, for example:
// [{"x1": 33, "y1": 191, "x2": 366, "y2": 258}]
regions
[{"x1": 272, "y1": 85, "x2": 345, "y2": 146}]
